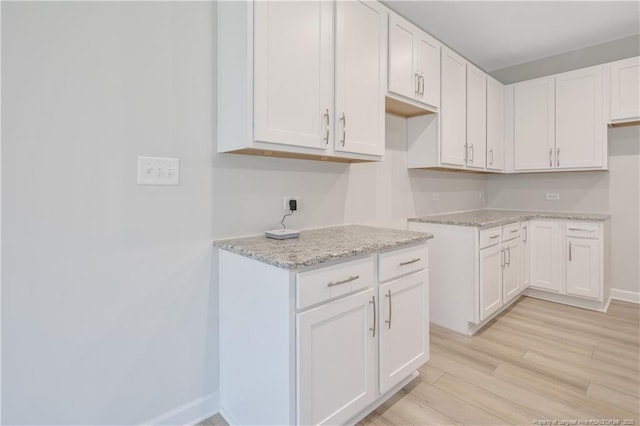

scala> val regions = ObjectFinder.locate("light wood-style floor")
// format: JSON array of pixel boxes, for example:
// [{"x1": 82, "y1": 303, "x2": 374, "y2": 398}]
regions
[
  {"x1": 360, "y1": 297, "x2": 640, "y2": 425},
  {"x1": 200, "y1": 296, "x2": 639, "y2": 426}
]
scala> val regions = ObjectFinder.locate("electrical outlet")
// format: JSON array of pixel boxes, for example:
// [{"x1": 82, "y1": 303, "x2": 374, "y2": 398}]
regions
[
  {"x1": 138, "y1": 156, "x2": 179, "y2": 185},
  {"x1": 546, "y1": 192, "x2": 560, "y2": 200},
  {"x1": 432, "y1": 193, "x2": 440, "y2": 202},
  {"x1": 283, "y1": 196, "x2": 301, "y2": 211}
]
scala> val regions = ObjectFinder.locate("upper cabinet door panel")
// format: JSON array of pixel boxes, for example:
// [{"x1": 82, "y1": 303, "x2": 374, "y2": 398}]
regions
[
  {"x1": 555, "y1": 66, "x2": 604, "y2": 169},
  {"x1": 514, "y1": 77, "x2": 555, "y2": 170},
  {"x1": 440, "y1": 47, "x2": 467, "y2": 166},
  {"x1": 416, "y1": 32, "x2": 441, "y2": 107},
  {"x1": 388, "y1": 13, "x2": 416, "y2": 100},
  {"x1": 466, "y1": 64, "x2": 487, "y2": 169},
  {"x1": 335, "y1": 0, "x2": 386, "y2": 156},
  {"x1": 253, "y1": 1, "x2": 333, "y2": 150},
  {"x1": 611, "y1": 56, "x2": 640, "y2": 121},
  {"x1": 486, "y1": 76, "x2": 505, "y2": 171}
]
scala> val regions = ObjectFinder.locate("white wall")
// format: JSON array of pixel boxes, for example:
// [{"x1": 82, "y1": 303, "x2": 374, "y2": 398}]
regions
[{"x1": 1, "y1": 2, "x2": 486, "y2": 424}]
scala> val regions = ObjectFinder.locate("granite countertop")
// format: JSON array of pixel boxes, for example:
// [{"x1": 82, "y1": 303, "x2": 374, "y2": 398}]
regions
[
  {"x1": 408, "y1": 209, "x2": 610, "y2": 229},
  {"x1": 213, "y1": 224, "x2": 433, "y2": 269}
]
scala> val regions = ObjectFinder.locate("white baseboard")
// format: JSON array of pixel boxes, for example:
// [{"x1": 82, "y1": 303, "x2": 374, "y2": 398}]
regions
[
  {"x1": 610, "y1": 288, "x2": 640, "y2": 304},
  {"x1": 142, "y1": 392, "x2": 220, "y2": 426}
]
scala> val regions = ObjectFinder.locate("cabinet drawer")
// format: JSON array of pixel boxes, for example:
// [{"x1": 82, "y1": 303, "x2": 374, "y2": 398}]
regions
[
  {"x1": 502, "y1": 222, "x2": 521, "y2": 241},
  {"x1": 379, "y1": 245, "x2": 428, "y2": 282},
  {"x1": 566, "y1": 222, "x2": 600, "y2": 238},
  {"x1": 480, "y1": 226, "x2": 502, "y2": 249},
  {"x1": 296, "y1": 256, "x2": 374, "y2": 309}
]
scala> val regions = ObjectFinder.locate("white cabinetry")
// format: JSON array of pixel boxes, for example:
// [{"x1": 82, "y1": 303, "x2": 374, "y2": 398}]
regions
[
  {"x1": 514, "y1": 77, "x2": 555, "y2": 170},
  {"x1": 219, "y1": 242, "x2": 429, "y2": 425},
  {"x1": 513, "y1": 66, "x2": 606, "y2": 171},
  {"x1": 520, "y1": 221, "x2": 530, "y2": 290},
  {"x1": 218, "y1": 1, "x2": 387, "y2": 163},
  {"x1": 486, "y1": 76, "x2": 505, "y2": 171},
  {"x1": 440, "y1": 46, "x2": 468, "y2": 167},
  {"x1": 388, "y1": 13, "x2": 440, "y2": 109},
  {"x1": 528, "y1": 220, "x2": 605, "y2": 304},
  {"x1": 529, "y1": 220, "x2": 563, "y2": 292},
  {"x1": 479, "y1": 243, "x2": 503, "y2": 320},
  {"x1": 466, "y1": 64, "x2": 487, "y2": 170},
  {"x1": 297, "y1": 289, "x2": 376, "y2": 425},
  {"x1": 610, "y1": 56, "x2": 640, "y2": 124},
  {"x1": 502, "y1": 238, "x2": 521, "y2": 302}
]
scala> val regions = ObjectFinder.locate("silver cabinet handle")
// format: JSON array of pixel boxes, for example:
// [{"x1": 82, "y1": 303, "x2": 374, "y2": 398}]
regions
[
  {"x1": 549, "y1": 148, "x2": 553, "y2": 167},
  {"x1": 569, "y1": 242, "x2": 572, "y2": 261},
  {"x1": 323, "y1": 109, "x2": 330, "y2": 145},
  {"x1": 385, "y1": 289, "x2": 392, "y2": 329},
  {"x1": 469, "y1": 144, "x2": 475, "y2": 163},
  {"x1": 507, "y1": 246, "x2": 511, "y2": 266},
  {"x1": 339, "y1": 113, "x2": 346, "y2": 146},
  {"x1": 523, "y1": 226, "x2": 527, "y2": 243},
  {"x1": 369, "y1": 296, "x2": 376, "y2": 337},
  {"x1": 415, "y1": 73, "x2": 420, "y2": 96},
  {"x1": 419, "y1": 73, "x2": 425, "y2": 97},
  {"x1": 557, "y1": 148, "x2": 560, "y2": 167},
  {"x1": 399, "y1": 258, "x2": 421, "y2": 266},
  {"x1": 490, "y1": 235, "x2": 500, "y2": 239},
  {"x1": 327, "y1": 275, "x2": 359, "y2": 287},
  {"x1": 510, "y1": 229, "x2": 519, "y2": 233},
  {"x1": 489, "y1": 148, "x2": 494, "y2": 166},
  {"x1": 568, "y1": 228, "x2": 596, "y2": 232}
]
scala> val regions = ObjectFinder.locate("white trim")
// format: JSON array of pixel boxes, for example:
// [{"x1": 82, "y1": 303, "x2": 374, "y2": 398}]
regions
[
  {"x1": 1, "y1": 1, "x2": 4, "y2": 422},
  {"x1": 141, "y1": 392, "x2": 220, "y2": 426},
  {"x1": 609, "y1": 289, "x2": 640, "y2": 304}
]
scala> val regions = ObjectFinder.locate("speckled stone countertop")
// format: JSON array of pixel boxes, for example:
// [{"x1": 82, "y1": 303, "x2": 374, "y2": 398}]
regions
[
  {"x1": 213, "y1": 225, "x2": 433, "y2": 269},
  {"x1": 408, "y1": 209, "x2": 610, "y2": 229}
]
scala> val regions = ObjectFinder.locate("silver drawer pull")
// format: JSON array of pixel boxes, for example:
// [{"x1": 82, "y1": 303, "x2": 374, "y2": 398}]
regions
[
  {"x1": 510, "y1": 229, "x2": 519, "y2": 233},
  {"x1": 327, "y1": 275, "x2": 359, "y2": 287},
  {"x1": 490, "y1": 235, "x2": 500, "y2": 239},
  {"x1": 568, "y1": 228, "x2": 596, "y2": 232},
  {"x1": 399, "y1": 258, "x2": 421, "y2": 266}
]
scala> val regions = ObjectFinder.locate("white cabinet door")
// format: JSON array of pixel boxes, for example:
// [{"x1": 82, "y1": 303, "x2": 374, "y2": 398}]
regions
[
  {"x1": 566, "y1": 238, "x2": 601, "y2": 299},
  {"x1": 503, "y1": 239, "x2": 521, "y2": 303},
  {"x1": 335, "y1": 0, "x2": 386, "y2": 156},
  {"x1": 486, "y1": 76, "x2": 504, "y2": 171},
  {"x1": 520, "y1": 222, "x2": 530, "y2": 290},
  {"x1": 480, "y1": 244, "x2": 503, "y2": 321},
  {"x1": 254, "y1": 1, "x2": 333, "y2": 150},
  {"x1": 388, "y1": 13, "x2": 417, "y2": 101},
  {"x1": 530, "y1": 220, "x2": 563, "y2": 292},
  {"x1": 441, "y1": 47, "x2": 467, "y2": 166},
  {"x1": 379, "y1": 271, "x2": 429, "y2": 394},
  {"x1": 611, "y1": 56, "x2": 640, "y2": 121},
  {"x1": 416, "y1": 32, "x2": 440, "y2": 107},
  {"x1": 466, "y1": 64, "x2": 487, "y2": 170},
  {"x1": 297, "y1": 288, "x2": 376, "y2": 425},
  {"x1": 555, "y1": 66, "x2": 604, "y2": 169},
  {"x1": 514, "y1": 77, "x2": 555, "y2": 170}
]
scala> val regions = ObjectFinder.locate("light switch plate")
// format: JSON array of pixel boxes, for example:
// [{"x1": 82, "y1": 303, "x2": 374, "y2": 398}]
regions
[{"x1": 138, "y1": 156, "x2": 180, "y2": 185}]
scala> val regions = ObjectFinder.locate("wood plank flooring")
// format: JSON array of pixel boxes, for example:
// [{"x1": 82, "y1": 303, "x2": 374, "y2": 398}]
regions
[
  {"x1": 360, "y1": 297, "x2": 640, "y2": 425},
  {"x1": 200, "y1": 296, "x2": 639, "y2": 425}
]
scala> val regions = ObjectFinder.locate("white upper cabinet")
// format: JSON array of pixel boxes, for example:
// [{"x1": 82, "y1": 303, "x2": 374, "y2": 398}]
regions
[
  {"x1": 486, "y1": 76, "x2": 505, "y2": 171},
  {"x1": 254, "y1": 1, "x2": 333, "y2": 150},
  {"x1": 218, "y1": 1, "x2": 386, "y2": 163},
  {"x1": 466, "y1": 64, "x2": 487, "y2": 170},
  {"x1": 514, "y1": 76, "x2": 555, "y2": 171},
  {"x1": 555, "y1": 66, "x2": 604, "y2": 169},
  {"x1": 335, "y1": 0, "x2": 387, "y2": 157},
  {"x1": 440, "y1": 46, "x2": 467, "y2": 167},
  {"x1": 610, "y1": 56, "x2": 640, "y2": 123},
  {"x1": 388, "y1": 13, "x2": 440, "y2": 109}
]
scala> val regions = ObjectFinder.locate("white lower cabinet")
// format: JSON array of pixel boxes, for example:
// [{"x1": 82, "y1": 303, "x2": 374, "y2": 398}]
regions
[
  {"x1": 502, "y1": 238, "x2": 521, "y2": 303},
  {"x1": 378, "y1": 271, "x2": 429, "y2": 393},
  {"x1": 529, "y1": 220, "x2": 563, "y2": 292},
  {"x1": 520, "y1": 221, "x2": 530, "y2": 290},
  {"x1": 480, "y1": 243, "x2": 503, "y2": 320},
  {"x1": 219, "y1": 243, "x2": 429, "y2": 425},
  {"x1": 297, "y1": 289, "x2": 376, "y2": 425}
]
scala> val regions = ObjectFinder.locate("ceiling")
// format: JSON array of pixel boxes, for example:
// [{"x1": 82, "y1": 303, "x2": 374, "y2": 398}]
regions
[{"x1": 385, "y1": 1, "x2": 640, "y2": 72}]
